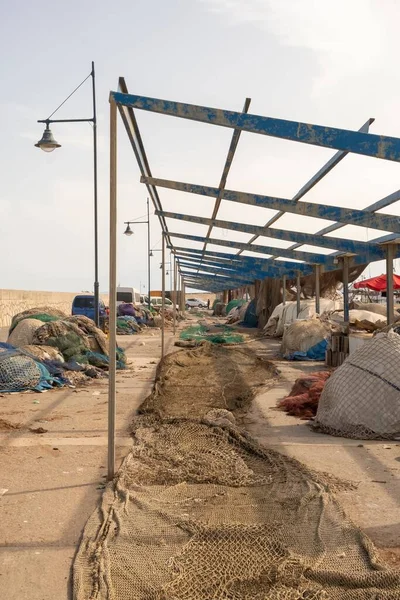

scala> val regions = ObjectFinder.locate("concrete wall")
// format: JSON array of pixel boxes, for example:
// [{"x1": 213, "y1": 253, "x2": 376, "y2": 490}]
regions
[{"x1": 0, "y1": 289, "x2": 109, "y2": 328}]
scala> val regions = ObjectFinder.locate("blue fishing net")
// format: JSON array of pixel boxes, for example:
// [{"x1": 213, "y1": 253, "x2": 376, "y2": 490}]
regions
[{"x1": 0, "y1": 342, "x2": 66, "y2": 393}]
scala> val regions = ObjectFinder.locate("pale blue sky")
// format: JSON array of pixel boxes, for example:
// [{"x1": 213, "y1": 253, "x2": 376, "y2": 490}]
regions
[{"x1": 1, "y1": 0, "x2": 400, "y2": 292}]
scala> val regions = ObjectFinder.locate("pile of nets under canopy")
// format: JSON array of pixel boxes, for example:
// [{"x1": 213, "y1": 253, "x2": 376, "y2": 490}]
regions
[
  {"x1": 314, "y1": 331, "x2": 400, "y2": 439},
  {"x1": 281, "y1": 319, "x2": 333, "y2": 361},
  {"x1": 8, "y1": 310, "x2": 126, "y2": 372},
  {"x1": 179, "y1": 323, "x2": 244, "y2": 345}
]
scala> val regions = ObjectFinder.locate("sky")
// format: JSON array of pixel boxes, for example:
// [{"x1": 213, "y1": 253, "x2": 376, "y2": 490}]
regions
[{"x1": 1, "y1": 0, "x2": 400, "y2": 293}]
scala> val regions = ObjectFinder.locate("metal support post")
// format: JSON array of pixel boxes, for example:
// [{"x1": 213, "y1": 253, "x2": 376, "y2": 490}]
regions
[
  {"x1": 107, "y1": 99, "x2": 117, "y2": 481},
  {"x1": 282, "y1": 275, "x2": 286, "y2": 305},
  {"x1": 342, "y1": 256, "x2": 350, "y2": 323},
  {"x1": 315, "y1": 264, "x2": 321, "y2": 314},
  {"x1": 173, "y1": 255, "x2": 177, "y2": 335},
  {"x1": 181, "y1": 276, "x2": 185, "y2": 311},
  {"x1": 386, "y1": 243, "x2": 395, "y2": 325},
  {"x1": 296, "y1": 271, "x2": 301, "y2": 317},
  {"x1": 161, "y1": 233, "x2": 166, "y2": 359},
  {"x1": 92, "y1": 61, "x2": 100, "y2": 327},
  {"x1": 147, "y1": 197, "x2": 151, "y2": 310}
]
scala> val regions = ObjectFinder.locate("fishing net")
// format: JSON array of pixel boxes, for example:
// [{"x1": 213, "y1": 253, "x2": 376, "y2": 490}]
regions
[
  {"x1": 65, "y1": 315, "x2": 109, "y2": 355},
  {"x1": 278, "y1": 372, "x2": 332, "y2": 419},
  {"x1": 281, "y1": 319, "x2": 330, "y2": 358},
  {"x1": 21, "y1": 344, "x2": 65, "y2": 362},
  {"x1": 74, "y1": 344, "x2": 399, "y2": 600},
  {"x1": 116, "y1": 316, "x2": 141, "y2": 335},
  {"x1": 9, "y1": 307, "x2": 65, "y2": 333},
  {"x1": 213, "y1": 302, "x2": 227, "y2": 317},
  {"x1": 226, "y1": 298, "x2": 246, "y2": 316},
  {"x1": 180, "y1": 324, "x2": 244, "y2": 345},
  {"x1": 314, "y1": 331, "x2": 400, "y2": 439},
  {"x1": 0, "y1": 343, "x2": 65, "y2": 392},
  {"x1": 7, "y1": 318, "x2": 45, "y2": 347},
  {"x1": 33, "y1": 321, "x2": 90, "y2": 362}
]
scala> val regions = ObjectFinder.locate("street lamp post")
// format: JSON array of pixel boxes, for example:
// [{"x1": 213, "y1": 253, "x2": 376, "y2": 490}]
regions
[
  {"x1": 35, "y1": 61, "x2": 100, "y2": 326},
  {"x1": 123, "y1": 198, "x2": 151, "y2": 310}
]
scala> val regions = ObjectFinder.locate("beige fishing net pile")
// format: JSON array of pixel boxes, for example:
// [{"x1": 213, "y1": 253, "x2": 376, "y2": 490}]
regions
[
  {"x1": 314, "y1": 332, "x2": 400, "y2": 440},
  {"x1": 74, "y1": 344, "x2": 399, "y2": 599}
]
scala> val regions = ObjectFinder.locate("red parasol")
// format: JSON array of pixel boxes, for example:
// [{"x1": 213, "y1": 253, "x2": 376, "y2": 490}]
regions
[{"x1": 353, "y1": 273, "x2": 400, "y2": 292}]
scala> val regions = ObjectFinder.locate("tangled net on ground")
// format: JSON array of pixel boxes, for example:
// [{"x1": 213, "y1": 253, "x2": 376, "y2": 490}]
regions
[
  {"x1": 74, "y1": 344, "x2": 399, "y2": 599},
  {"x1": 180, "y1": 324, "x2": 244, "y2": 345}
]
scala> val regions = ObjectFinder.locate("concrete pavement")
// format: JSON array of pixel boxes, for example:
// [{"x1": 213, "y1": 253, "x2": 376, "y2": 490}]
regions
[{"x1": 0, "y1": 329, "x2": 176, "y2": 600}]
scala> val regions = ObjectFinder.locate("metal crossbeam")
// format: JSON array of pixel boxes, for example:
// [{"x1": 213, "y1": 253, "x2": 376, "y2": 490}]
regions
[
  {"x1": 201, "y1": 97, "x2": 251, "y2": 260},
  {"x1": 171, "y1": 244, "x2": 318, "y2": 268},
  {"x1": 180, "y1": 270, "x2": 254, "y2": 286},
  {"x1": 249, "y1": 118, "x2": 374, "y2": 245},
  {"x1": 170, "y1": 232, "x2": 340, "y2": 265},
  {"x1": 116, "y1": 78, "x2": 172, "y2": 246},
  {"x1": 180, "y1": 268, "x2": 253, "y2": 284},
  {"x1": 111, "y1": 92, "x2": 400, "y2": 162},
  {"x1": 158, "y1": 210, "x2": 385, "y2": 257},
  {"x1": 178, "y1": 258, "x2": 301, "y2": 279},
  {"x1": 176, "y1": 253, "x2": 312, "y2": 276},
  {"x1": 143, "y1": 176, "x2": 400, "y2": 235}
]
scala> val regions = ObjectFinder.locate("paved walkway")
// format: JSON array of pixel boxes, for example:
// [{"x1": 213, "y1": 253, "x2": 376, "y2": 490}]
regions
[
  {"x1": 0, "y1": 326, "x2": 398, "y2": 599},
  {"x1": 0, "y1": 329, "x2": 175, "y2": 600}
]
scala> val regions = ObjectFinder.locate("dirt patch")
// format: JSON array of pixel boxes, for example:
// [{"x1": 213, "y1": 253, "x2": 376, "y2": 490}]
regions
[
  {"x1": 138, "y1": 342, "x2": 277, "y2": 422},
  {"x1": 0, "y1": 418, "x2": 22, "y2": 431},
  {"x1": 378, "y1": 547, "x2": 400, "y2": 569}
]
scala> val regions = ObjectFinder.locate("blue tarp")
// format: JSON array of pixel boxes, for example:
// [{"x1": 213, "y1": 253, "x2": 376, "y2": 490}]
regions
[
  {"x1": 242, "y1": 299, "x2": 258, "y2": 328},
  {"x1": 286, "y1": 339, "x2": 328, "y2": 362}
]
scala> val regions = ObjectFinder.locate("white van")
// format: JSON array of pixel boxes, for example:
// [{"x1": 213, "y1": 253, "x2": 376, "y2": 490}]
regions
[
  {"x1": 150, "y1": 297, "x2": 178, "y2": 309},
  {"x1": 117, "y1": 287, "x2": 141, "y2": 306}
]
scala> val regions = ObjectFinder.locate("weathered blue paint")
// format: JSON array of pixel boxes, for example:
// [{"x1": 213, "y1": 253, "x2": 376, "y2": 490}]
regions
[
  {"x1": 174, "y1": 248, "x2": 316, "y2": 275},
  {"x1": 158, "y1": 210, "x2": 384, "y2": 257},
  {"x1": 180, "y1": 269, "x2": 254, "y2": 285},
  {"x1": 171, "y1": 232, "x2": 337, "y2": 265},
  {"x1": 111, "y1": 91, "x2": 400, "y2": 162},
  {"x1": 178, "y1": 258, "x2": 300, "y2": 279},
  {"x1": 262, "y1": 118, "x2": 375, "y2": 231},
  {"x1": 171, "y1": 231, "x2": 400, "y2": 272},
  {"x1": 284, "y1": 189, "x2": 400, "y2": 258},
  {"x1": 143, "y1": 176, "x2": 400, "y2": 234},
  {"x1": 176, "y1": 253, "x2": 312, "y2": 276}
]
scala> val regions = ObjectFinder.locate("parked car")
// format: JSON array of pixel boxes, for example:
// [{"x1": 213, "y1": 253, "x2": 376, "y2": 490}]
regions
[
  {"x1": 150, "y1": 297, "x2": 179, "y2": 310},
  {"x1": 185, "y1": 298, "x2": 207, "y2": 309},
  {"x1": 72, "y1": 295, "x2": 107, "y2": 324}
]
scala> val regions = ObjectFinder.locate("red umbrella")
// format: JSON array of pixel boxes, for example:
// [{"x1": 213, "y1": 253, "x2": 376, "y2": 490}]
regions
[{"x1": 353, "y1": 273, "x2": 400, "y2": 292}]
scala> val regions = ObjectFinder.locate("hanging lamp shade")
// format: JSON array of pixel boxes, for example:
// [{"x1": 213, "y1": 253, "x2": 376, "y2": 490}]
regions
[
  {"x1": 124, "y1": 224, "x2": 134, "y2": 236},
  {"x1": 35, "y1": 126, "x2": 61, "y2": 152}
]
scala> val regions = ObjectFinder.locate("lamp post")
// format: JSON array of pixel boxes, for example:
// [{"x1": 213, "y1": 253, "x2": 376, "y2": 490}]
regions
[
  {"x1": 35, "y1": 61, "x2": 100, "y2": 326},
  {"x1": 123, "y1": 198, "x2": 151, "y2": 310}
]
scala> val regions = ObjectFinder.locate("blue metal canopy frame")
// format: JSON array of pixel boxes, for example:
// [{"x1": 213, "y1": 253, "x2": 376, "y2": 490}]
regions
[
  {"x1": 110, "y1": 83, "x2": 400, "y2": 308},
  {"x1": 107, "y1": 81, "x2": 400, "y2": 483}
]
